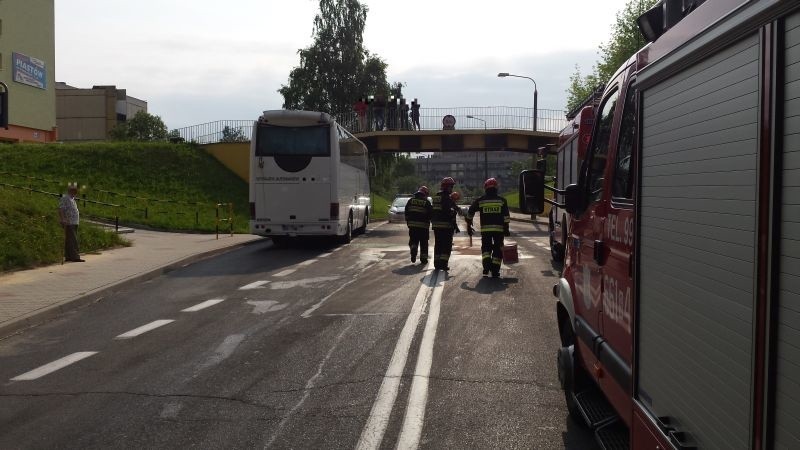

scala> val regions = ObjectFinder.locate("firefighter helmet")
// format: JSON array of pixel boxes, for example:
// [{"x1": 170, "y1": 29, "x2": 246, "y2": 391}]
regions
[
  {"x1": 450, "y1": 191, "x2": 461, "y2": 202},
  {"x1": 418, "y1": 185, "x2": 430, "y2": 196},
  {"x1": 484, "y1": 178, "x2": 498, "y2": 189},
  {"x1": 441, "y1": 177, "x2": 456, "y2": 188}
]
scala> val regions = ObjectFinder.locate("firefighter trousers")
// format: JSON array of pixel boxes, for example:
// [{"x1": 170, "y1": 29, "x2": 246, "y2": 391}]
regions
[
  {"x1": 408, "y1": 227, "x2": 429, "y2": 262},
  {"x1": 481, "y1": 232, "x2": 504, "y2": 274},
  {"x1": 433, "y1": 228, "x2": 454, "y2": 270}
]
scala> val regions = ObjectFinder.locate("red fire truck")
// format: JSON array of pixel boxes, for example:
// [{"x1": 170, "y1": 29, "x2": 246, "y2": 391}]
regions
[
  {"x1": 521, "y1": 0, "x2": 800, "y2": 448},
  {"x1": 549, "y1": 94, "x2": 599, "y2": 262}
]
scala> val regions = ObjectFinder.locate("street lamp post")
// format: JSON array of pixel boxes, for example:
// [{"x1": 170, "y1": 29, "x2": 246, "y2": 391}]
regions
[
  {"x1": 466, "y1": 115, "x2": 489, "y2": 181},
  {"x1": 498, "y1": 72, "x2": 537, "y2": 132}
]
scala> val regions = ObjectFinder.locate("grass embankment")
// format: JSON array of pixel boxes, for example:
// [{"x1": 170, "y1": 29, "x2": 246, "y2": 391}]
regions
[
  {"x1": 370, "y1": 193, "x2": 390, "y2": 220},
  {"x1": 1, "y1": 142, "x2": 249, "y2": 271},
  {"x1": 0, "y1": 189, "x2": 129, "y2": 271}
]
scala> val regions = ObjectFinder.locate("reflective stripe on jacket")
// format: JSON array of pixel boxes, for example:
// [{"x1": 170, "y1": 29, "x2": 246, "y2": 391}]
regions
[
  {"x1": 405, "y1": 194, "x2": 432, "y2": 230},
  {"x1": 467, "y1": 193, "x2": 510, "y2": 233},
  {"x1": 431, "y1": 191, "x2": 457, "y2": 230}
]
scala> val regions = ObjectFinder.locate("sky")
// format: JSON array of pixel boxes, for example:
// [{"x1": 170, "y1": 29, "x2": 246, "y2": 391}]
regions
[{"x1": 54, "y1": 0, "x2": 633, "y2": 130}]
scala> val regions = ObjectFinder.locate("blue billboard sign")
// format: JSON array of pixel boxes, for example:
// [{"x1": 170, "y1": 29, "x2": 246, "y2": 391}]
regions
[{"x1": 12, "y1": 52, "x2": 47, "y2": 90}]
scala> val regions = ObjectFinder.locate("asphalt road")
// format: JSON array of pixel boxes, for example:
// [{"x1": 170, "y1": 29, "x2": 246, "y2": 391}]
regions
[{"x1": 0, "y1": 221, "x2": 596, "y2": 449}]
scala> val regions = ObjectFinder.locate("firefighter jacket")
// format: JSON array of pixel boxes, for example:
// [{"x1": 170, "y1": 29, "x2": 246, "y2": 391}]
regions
[
  {"x1": 467, "y1": 191, "x2": 510, "y2": 234},
  {"x1": 431, "y1": 191, "x2": 458, "y2": 230},
  {"x1": 405, "y1": 192, "x2": 432, "y2": 230}
]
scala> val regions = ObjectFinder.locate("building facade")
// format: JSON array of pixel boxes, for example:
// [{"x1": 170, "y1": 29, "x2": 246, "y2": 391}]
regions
[
  {"x1": 0, "y1": 0, "x2": 57, "y2": 142},
  {"x1": 56, "y1": 83, "x2": 147, "y2": 141},
  {"x1": 412, "y1": 151, "x2": 533, "y2": 193}
]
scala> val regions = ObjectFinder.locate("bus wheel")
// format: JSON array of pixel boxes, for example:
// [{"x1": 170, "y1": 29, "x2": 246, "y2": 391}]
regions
[
  {"x1": 341, "y1": 215, "x2": 353, "y2": 243},
  {"x1": 358, "y1": 208, "x2": 369, "y2": 234}
]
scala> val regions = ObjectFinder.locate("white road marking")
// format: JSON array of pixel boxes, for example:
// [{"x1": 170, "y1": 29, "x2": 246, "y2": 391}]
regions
[
  {"x1": 297, "y1": 259, "x2": 317, "y2": 266},
  {"x1": 160, "y1": 402, "x2": 183, "y2": 419},
  {"x1": 301, "y1": 277, "x2": 361, "y2": 318},
  {"x1": 535, "y1": 242, "x2": 546, "y2": 247},
  {"x1": 273, "y1": 268, "x2": 296, "y2": 277},
  {"x1": 322, "y1": 313, "x2": 404, "y2": 316},
  {"x1": 239, "y1": 280, "x2": 270, "y2": 290},
  {"x1": 356, "y1": 265, "x2": 439, "y2": 450},
  {"x1": 115, "y1": 319, "x2": 174, "y2": 339},
  {"x1": 318, "y1": 252, "x2": 333, "y2": 258},
  {"x1": 182, "y1": 298, "x2": 225, "y2": 312},
  {"x1": 264, "y1": 319, "x2": 355, "y2": 449},
  {"x1": 246, "y1": 300, "x2": 288, "y2": 314},
  {"x1": 270, "y1": 276, "x2": 341, "y2": 290},
  {"x1": 11, "y1": 352, "x2": 98, "y2": 381},
  {"x1": 202, "y1": 334, "x2": 246, "y2": 368},
  {"x1": 397, "y1": 271, "x2": 444, "y2": 449}
]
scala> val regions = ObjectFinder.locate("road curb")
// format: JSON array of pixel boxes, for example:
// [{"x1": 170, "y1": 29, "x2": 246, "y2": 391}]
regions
[{"x1": 0, "y1": 237, "x2": 267, "y2": 339}]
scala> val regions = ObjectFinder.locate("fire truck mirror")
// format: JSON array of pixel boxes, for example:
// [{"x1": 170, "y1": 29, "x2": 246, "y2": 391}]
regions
[
  {"x1": 536, "y1": 158, "x2": 547, "y2": 174},
  {"x1": 564, "y1": 183, "x2": 582, "y2": 215},
  {"x1": 519, "y1": 169, "x2": 544, "y2": 215}
]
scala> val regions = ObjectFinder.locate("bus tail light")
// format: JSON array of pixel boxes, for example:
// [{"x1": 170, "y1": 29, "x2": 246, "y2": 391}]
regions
[
  {"x1": 249, "y1": 202, "x2": 255, "y2": 220},
  {"x1": 330, "y1": 203, "x2": 339, "y2": 219}
]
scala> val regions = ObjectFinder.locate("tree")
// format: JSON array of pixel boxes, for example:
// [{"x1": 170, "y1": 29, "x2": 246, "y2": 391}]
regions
[
  {"x1": 279, "y1": 0, "x2": 397, "y2": 116},
  {"x1": 565, "y1": 0, "x2": 658, "y2": 110},
  {"x1": 565, "y1": 65, "x2": 602, "y2": 114},
  {"x1": 110, "y1": 111, "x2": 168, "y2": 141},
  {"x1": 221, "y1": 126, "x2": 247, "y2": 142}
]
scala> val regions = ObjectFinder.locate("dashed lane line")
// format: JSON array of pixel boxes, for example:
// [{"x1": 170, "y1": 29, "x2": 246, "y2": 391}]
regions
[
  {"x1": 297, "y1": 259, "x2": 317, "y2": 266},
  {"x1": 239, "y1": 280, "x2": 270, "y2": 290},
  {"x1": 182, "y1": 298, "x2": 226, "y2": 312},
  {"x1": 273, "y1": 269, "x2": 296, "y2": 277},
  {"x1": 115, "y1": 319, "x2": 175, "y2": 339},
  {"x1": 11, "y1": 352, "x2": 98, "y2": 381}
]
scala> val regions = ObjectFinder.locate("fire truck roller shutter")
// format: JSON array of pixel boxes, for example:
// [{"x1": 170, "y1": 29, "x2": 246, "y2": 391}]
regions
[
  {"x1": 637, "y1": 33, "x2": 759, "y2": 449},
  {"x1": 774, "y1": 10, "x2": 800, "y2": 448}
]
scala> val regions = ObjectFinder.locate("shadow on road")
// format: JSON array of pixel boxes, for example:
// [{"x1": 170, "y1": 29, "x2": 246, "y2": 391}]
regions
[
  {"x1": 458, "y1": 277, "x2": 519, "y2": 294},
  {"x1": 391, "y1": 264, "x2": 428, "y2": 276}
]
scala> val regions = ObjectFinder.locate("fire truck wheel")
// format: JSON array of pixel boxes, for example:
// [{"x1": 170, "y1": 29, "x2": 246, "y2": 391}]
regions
[{"x1": 557, "y1": 345, "x2": 588, "y2": 427}]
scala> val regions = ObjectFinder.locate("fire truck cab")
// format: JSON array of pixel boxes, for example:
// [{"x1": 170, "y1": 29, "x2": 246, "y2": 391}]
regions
[
  {"x1": 521, "y1": 0, "x2": 800, "y2": 448},
  {"x1": 549, "y1": 98, "x2": 598, "y2": 263}
]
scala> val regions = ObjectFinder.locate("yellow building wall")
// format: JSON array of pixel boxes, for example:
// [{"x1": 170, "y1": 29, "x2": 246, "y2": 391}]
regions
[
  {"x1": 204, "y1": 142, "x2": 250, "y2": 182},
  {"x1": 0, "y1": 0, "x2": 56, "y2": 137}
]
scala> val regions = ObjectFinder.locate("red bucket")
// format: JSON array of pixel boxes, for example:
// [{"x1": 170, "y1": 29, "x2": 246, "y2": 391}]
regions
[{"x1": 502, "y1": 243, "x2": 518, "y2": 264}]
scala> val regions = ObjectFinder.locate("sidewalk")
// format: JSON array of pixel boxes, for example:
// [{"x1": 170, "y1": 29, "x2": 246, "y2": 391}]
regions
[{"x1": 0, "y1": 230, "x2": 262, "y2": 337}]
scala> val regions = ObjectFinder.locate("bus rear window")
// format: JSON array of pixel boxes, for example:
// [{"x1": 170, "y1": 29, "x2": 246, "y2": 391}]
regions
[{"x1": 256, "y1": 124, "x2": 330, "y2": 156}]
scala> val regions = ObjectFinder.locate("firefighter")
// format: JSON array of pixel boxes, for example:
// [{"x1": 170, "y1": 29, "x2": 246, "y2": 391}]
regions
[
  {"x1": 466, "y1": 178, "x2": 511, "y2": 278},
  {"x1": 431, "y1": 177, "x2": 459, "y2": 271},
  {"x1": 405, "y1": 185, "x2": 432, "y2": 264},
  {"x1": 450, "y1": 191, "x2": 463, "y2": 233}
]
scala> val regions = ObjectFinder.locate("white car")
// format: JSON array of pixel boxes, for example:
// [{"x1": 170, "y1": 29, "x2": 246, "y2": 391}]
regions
[{"x1": 388, "y1": 196, "x2": 412, "y2": 223}]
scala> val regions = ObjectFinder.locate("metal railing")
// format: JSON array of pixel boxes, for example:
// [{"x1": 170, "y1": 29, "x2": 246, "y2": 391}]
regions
[
  {"x1": 172, "y1": 106, "x2": 568, "y2": 145},
  {"x1": 337, "y1": 106, "x2": 568, "y2": 134},
  {"x1": 0, "y1": 171, "x2": 231, "y2": 231}
]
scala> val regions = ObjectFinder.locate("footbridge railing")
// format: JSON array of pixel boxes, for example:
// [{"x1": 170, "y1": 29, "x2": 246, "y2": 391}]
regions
[{"x1": 173, "y1": 106, "x2": 568, "y2": 145}]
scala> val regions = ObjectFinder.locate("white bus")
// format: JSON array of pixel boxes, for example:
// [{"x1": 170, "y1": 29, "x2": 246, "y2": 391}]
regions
[{"x1": 249, "y1": 110, "x2": 371, "y2": 244}]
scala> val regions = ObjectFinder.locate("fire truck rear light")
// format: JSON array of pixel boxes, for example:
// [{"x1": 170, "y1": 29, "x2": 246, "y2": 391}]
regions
[{"x1": 330, "y1": 203, "x2": 339, "y2": 219}]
